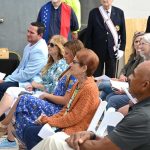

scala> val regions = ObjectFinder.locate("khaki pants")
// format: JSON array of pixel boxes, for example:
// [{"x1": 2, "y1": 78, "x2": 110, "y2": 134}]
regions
[{"x1": 32, "y1": 132, "x2": 73, "y2": 150}]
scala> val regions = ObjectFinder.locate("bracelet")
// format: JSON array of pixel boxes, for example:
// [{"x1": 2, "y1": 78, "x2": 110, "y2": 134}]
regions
[{"x1": 90, "y1": 131, "x2": 96, "y2": 140}]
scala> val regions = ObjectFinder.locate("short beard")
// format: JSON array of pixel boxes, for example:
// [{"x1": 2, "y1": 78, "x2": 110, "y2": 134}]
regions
[{"x1": 139, "y1": 51, "x2": 150, "y2": 60}]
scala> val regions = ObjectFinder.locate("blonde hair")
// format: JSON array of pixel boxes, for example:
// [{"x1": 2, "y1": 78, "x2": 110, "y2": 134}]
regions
[{"x1": 42, "y1": 35, "x2": 67, "y2": 75}]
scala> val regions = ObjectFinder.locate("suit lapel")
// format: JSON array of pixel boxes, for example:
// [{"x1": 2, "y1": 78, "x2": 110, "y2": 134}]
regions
[{"x1": 97, "y1": 8, "x2": 107, "y2": 29}]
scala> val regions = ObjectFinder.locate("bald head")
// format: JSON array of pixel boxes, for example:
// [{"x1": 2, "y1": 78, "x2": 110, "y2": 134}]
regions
[
  {"x1": 128, "y1": 61, "x2": 150, "y2": 101},
  {"x1": 136, "y1": 61, "x2": 150, "y2": 80}
]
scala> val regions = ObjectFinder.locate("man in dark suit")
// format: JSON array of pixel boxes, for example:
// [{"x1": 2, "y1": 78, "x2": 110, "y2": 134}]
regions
[
  {"x1": 85, "y1": 0, "x2": 126, "y2": 77},
  {"x1": 146, "y1": 16, "x2": 150, "y2": 33}
]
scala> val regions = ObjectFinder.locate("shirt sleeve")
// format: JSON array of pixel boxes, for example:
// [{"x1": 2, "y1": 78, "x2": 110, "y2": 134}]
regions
[
  {"x1": 108, "y1": 109, "x2": 150, "y2": 150},
  {"x1": 119, "y1": 10, "x2": 126, "y2": 51},
  {"x1": 119, "y1": 54, "x2": 134, "y2": 76},
  {"x1": 85, "y1": 10, "x2": 93, "y2": 49},
  {"x1": 5, "y1": 48, "x2": 47, "y2": 82},
  {"x1": 70, "y1": 8, "x2": 79, "y2": 32}
]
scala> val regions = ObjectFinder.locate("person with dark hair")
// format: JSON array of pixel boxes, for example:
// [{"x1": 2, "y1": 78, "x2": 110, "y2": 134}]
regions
[
  {"x1": 31, "y1": 22, "x2": 45, "y2": 35},
  {"x1": 0, "y1": 22, "x2": 48, "y2": 120},
  {"x1": 23, "y1": 49, "x2": 100, "y2": 150},
  {"x1": 145, "y1": 16, "x2": 150, "y2": 33},
  {"x1": 37, "y1": 0, "x2": 79, "y2": 43},
  {"x1": 85, "y1": 0, "x2": 126, "y2": 77}
]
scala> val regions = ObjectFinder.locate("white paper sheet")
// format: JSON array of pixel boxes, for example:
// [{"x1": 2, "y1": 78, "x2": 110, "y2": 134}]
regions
[
  {"x1": 122, "y1": 87, "x2": 137, "y2": 104},
  {"x1": 38, "y1": 123, "x2": 55, "y2": 139},
  {"x1": 0, "y1": 72, "x2": 6, "y2": 80},
  {"x1": 94, "y1": 75, "x2": 110, "y2": 81},
  {"x1": 110, "y1": 80, "x2": 129, "y2": 90}
]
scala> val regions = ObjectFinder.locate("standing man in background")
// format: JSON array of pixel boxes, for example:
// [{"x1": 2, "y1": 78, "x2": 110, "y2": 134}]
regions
[
  {"x1": 85, "y1": 0, "x2": 126, "y2": 77},
  {"x1": 37, "y1": 0, "x2": 79, "y2": 43}
]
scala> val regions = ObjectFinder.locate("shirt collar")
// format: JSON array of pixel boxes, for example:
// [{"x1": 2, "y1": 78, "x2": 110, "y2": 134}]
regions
[
  {"x1": 103, "y1": 6, "x2": 112, "y2": 14},
  {"x1": 132, "y1": 96, "x2": 150, "y2": 109}
]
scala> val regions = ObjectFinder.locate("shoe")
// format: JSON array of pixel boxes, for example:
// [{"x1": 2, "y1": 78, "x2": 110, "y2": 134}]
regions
[{"x1": 0, "y1": 138, "x2": 17, "y2": 148}]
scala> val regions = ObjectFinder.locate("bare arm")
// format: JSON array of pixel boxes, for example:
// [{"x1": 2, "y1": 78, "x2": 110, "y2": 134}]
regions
[
  {"x1": 80, "y1": 137, "x2": 121, "y2": 150},
  {"x1": 31, "y1": 81, "x2": 45, "y2": 91},
  {"x1": 66, "y1": 131, "x2": 120, "y2": 150},
  {"x1": 39, "y1": 91, "x2": 70, "y2": 105}
]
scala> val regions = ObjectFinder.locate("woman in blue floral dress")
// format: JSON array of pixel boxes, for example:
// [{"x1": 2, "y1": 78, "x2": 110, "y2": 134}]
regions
[{"x1": 14, "y1": 40, "x2": 84, "y2": 140}]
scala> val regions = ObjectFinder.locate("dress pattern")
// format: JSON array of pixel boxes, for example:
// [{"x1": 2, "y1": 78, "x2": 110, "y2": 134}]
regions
[
  {"x1": 15, "y1": 75, "x2": 76, "y2": 140},
  {"x1": 41, "y1": 58, "x2": 68, "y2": 93}
]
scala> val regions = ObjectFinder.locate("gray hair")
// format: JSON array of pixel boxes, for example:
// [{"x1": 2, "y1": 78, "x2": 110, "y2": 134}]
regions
[
  {"x1": 140, "y1": 33, "x2": 150, "y2": 60},
  {"x1": 142, "y1": 33, "x2": 150, "y2": 44}
]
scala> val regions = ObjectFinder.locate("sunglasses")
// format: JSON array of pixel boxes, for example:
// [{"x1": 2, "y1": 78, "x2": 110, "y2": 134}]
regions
[{"x1": 48, "y1": 42, "x2": 57, "y2": 48}]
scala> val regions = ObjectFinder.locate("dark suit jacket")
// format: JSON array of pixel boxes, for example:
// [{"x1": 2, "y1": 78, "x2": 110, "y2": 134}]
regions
[
  {"x1": 85, "y1": 6, "x2": 126, "y2": 59},
  {"x1": 146, "y1": 16, "x2": 150, "y2": 33}
]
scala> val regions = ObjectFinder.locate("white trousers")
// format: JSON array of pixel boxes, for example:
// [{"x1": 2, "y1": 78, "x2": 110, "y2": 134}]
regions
[
  {"x1": 5, "y1": 87, "x2": 43, "y2": 115},
  {"x1": 5, "y1": 87, "x2": 26, "y2": 114},
  {"x1": 32, "y1": 132, "x2": 73, "y2": 150}
]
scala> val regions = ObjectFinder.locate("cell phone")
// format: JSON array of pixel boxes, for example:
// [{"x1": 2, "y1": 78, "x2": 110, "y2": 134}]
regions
[
  {"x1": 18, "y1": 91, "x2": 33, "y2": 96},
  {"x1": 112, "y1": 87, "x2": 118, "y2": 92}
]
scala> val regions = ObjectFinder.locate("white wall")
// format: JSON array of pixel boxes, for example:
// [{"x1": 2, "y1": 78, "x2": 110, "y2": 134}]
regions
[{"x1": 113, "y1": 0, "x2": 150, "y2": 18}]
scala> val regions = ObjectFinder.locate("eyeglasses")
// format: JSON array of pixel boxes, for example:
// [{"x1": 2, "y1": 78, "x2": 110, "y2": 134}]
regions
[
  {"x1": 72, "y1": 60, "x2": 80, "y2": 64},
  {"x1": 134, "y1": 40, "x2": 140, "y2": 44},
  {"x1": 48, "y1": 42, "x2": 57, "y2": 48},
  {"x1": 140, "y1": 42, "x2": 150, "y2": 46}
]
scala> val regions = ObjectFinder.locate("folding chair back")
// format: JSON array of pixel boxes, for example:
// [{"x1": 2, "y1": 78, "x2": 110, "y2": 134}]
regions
[
  {"x1": 87, "y1": 100, "x2": 107, "y2": 133},
  {"x1": 96, "y1": 107, "x2": 124, "y2": 136}
]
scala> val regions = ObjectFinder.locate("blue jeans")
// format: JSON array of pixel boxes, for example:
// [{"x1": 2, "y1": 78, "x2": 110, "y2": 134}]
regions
[
  {"x1": 98, "y1": 80, "x2": 112, "y2": 100},
  {"x1": 106, "y1": 92, "x2": 129, "y2": 110},
  {"x1": 23, "y1": 125, "x2": 43, "y2": 150}
]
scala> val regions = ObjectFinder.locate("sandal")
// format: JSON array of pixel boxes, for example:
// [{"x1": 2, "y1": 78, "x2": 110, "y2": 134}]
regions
[{"x1": 0, "y1": 122, "x2": 7, "y2": 132}]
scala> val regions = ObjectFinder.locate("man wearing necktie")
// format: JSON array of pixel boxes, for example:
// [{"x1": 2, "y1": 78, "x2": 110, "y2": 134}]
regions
[{"x1": 85, "y1": 0, "x2": 126, "y2": 78}]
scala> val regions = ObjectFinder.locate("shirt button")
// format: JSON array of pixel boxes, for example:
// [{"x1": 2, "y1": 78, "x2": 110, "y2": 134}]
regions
[{"x1": 107, "y1": 32, "x2": 109, "y2": 35}]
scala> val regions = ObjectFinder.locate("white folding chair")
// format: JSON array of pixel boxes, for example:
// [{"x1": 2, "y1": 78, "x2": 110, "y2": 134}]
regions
[
  {"x1": 96, "y1": 107, "x2": 124, "y2": 136},
  {"x1": 87, "y1": 100, "x2": 107, "y2": 133}
]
